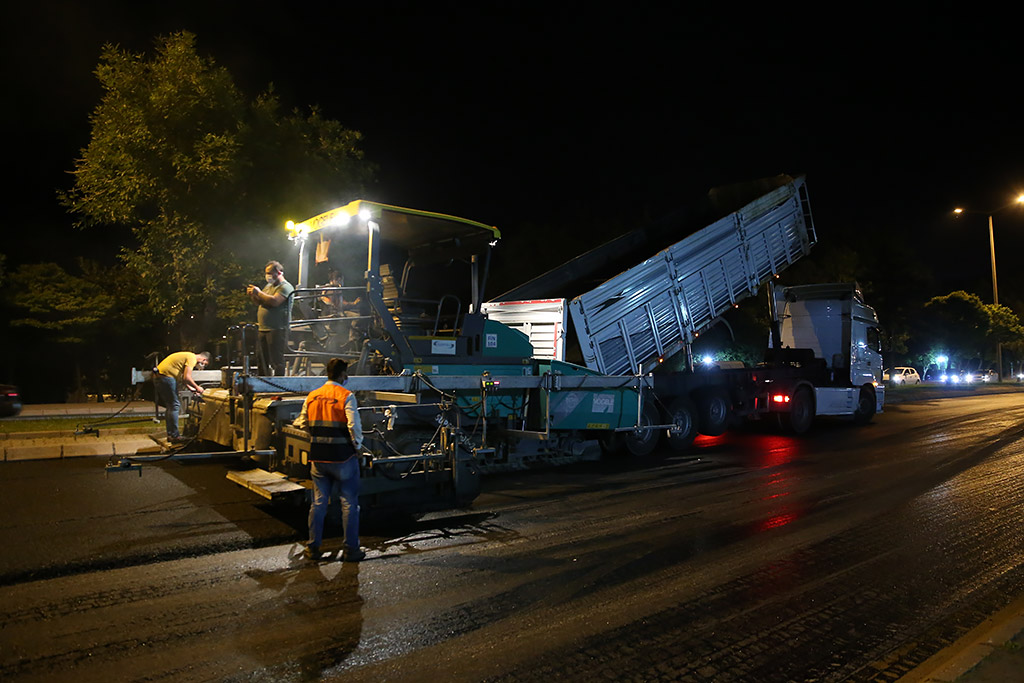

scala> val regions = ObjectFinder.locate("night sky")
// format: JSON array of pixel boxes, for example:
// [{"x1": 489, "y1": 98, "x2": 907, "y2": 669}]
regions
[{"x1": 5, "y1": 2, "x2": 1023, "y2": 299}]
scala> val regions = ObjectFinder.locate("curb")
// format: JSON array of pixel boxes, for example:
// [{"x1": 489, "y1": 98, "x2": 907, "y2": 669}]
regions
[
  {"x1": 2, "y1": 435, "x2": 157, "y2": 462},
  {"x1": 899, "y1": 594, "x2": 1024, "y2": 682}
]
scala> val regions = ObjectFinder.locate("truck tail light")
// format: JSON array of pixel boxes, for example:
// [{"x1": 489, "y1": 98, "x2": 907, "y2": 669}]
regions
[{"x1": 772, "y1": 394, "x2": 790, "y2": 404}]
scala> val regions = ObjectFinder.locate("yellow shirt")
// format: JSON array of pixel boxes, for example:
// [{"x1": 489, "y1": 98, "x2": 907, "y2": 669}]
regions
[{"x1": 157, "y1": 352, "x2": 198, "y2": 381}]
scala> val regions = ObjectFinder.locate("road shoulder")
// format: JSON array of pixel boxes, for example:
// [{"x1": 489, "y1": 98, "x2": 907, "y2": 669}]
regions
[{"x1": 900, "y1": 593, "x2": 1024, "y2": 682}]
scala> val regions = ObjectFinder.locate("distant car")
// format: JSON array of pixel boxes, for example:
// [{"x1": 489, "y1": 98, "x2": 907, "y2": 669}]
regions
[
  {"x1": 884, "y1": 367, "x2": 921, "y2": 385},
  {"x1": 940, "y1": 369, "x2": 974, "y2": 384},
  {"x1": 977, "y1": 369, "x2": 998, "y2": 382},
  {"x1": 0, "y1": 384, "x2": 22, "y2": 417}
]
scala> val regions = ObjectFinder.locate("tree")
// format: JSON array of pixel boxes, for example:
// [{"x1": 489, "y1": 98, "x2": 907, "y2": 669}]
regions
[
  {"x1": 9, "y1": 262, "x2": 115, "y2": 344},
  {"x1": 60, "y1": 31, "x2": 374, "y2": 348},
  {"x1": 6, "y1": 260, "x2": 163, "y2": 400},
  {"x1": 983, "y1": 303, "x2": 1024, "y2": 346},
  {"x1": 919, "y1": 291, "x2": 992, "y2": 369},
  {"x1": 982, "y1": 302, "x2": 1024, "y2": 375}
]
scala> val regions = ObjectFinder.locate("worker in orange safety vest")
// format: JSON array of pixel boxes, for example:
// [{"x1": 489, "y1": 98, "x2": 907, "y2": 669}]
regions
[{"x1": 293, "y1": 358, "x2": 365, "y2": 561}]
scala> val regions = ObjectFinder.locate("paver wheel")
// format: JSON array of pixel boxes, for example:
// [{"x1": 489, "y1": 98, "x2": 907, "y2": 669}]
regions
[
  {"x1": 624, "y1": 400, "x2": 661, "y2": 457},
  {"x1": 665, "y1": 397, "x2": 698, "y2": 452}
]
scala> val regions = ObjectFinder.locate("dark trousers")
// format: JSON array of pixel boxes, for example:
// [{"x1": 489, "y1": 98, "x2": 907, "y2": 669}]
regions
[{"x1": 257, "y1": 328, "x2": 288, "y2": 376}]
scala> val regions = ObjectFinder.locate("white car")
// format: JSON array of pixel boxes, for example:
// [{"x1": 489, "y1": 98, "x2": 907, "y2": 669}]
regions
[{"x1": 885, "y1": 367, "x2": 921, "y2": 385}]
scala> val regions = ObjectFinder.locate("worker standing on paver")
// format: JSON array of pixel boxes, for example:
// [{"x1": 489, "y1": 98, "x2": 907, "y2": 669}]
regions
[
  {"x1": 154, "y1": 351, "x2": 210, "y2": 443},
  {"x1": 247, "y1": 260, "x2": 294, "y2": 376}
]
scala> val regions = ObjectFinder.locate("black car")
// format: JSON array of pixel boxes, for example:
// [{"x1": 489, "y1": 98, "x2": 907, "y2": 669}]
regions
[{"x1": 0, "y1": 384, "x2": 22, "y2": 417}]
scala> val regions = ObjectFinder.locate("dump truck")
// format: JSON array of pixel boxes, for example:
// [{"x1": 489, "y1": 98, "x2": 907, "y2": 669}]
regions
[{"x1": 488, "y1": 175, "x2": 884, "y2": 452}]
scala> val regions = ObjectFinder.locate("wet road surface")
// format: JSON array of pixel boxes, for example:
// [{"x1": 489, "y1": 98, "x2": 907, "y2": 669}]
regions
[{"x1": 2, "y1": 393, "x2": 1024, "y2": 681}]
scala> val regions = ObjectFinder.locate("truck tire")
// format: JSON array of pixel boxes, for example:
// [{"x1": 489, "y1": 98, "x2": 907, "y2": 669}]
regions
[
  {"x1": 778, "y1": 386, "x2": 814, "y2": 434},
  {"x1": 853, "y1": 386, "x2": 876, "y2": 424},
  {"x1": 697, "y1": 389, "x2": 730, "y2": 436},
  {"x1": 665, "y1": 397, "x2": 698, "y2": 451},
  {"x1": 624, "y1": 400, "x2": 661, "y2": 457}
]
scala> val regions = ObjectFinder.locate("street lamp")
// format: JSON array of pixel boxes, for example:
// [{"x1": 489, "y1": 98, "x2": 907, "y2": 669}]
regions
[{"x1": 953, "y1": 194, "x2": 1024, "y2": 380}]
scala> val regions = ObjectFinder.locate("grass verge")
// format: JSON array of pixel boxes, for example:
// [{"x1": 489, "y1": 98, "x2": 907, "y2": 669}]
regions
[{"x1": 0, "y1": 417, "x2": 159, "y2": 435}]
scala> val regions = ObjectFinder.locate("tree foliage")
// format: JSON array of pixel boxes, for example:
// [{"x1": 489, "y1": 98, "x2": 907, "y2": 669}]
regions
[
  {"x1": 9, "y1": 262, "x2": 117, "y2": 344},
  {"x1": 984, "y1": 302, "x2": 1024, "y2": 346},
  {"x1": 918, "y1": 290, "x2": 1024, "y2": 369},
  {"x1": 921, "y1": 291, "x2": 989, "y2": 364},
  {"x1": 4, "y1": 260, "x2": 166, "y2": 400},
  {"x1": 60, "y1": 31, "x2": 374, "y2": 347}
]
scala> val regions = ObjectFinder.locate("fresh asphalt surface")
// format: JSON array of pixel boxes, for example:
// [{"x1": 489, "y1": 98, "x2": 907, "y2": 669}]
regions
[
  {"x1": 880, "y1": 383, "x2": 1024, "y2": 683},
  {"x1": 2, "y1": 383, "x2": 1024, "y2": 681}
]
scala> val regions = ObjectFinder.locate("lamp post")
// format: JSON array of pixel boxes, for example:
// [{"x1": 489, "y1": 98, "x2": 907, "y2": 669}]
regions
[{"x1": 953, "y1": 195, "x2": 1024, "y2": 381}]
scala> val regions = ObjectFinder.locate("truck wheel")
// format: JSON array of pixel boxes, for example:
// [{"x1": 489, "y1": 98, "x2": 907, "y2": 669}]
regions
[
  {"x1": 779, "y1": 387, "x2": 814, "y2": 434},
  {"x1": 624, "y1": 400, "x2": 661, "y2": 457},
  {"x1": 665, "y1": 397, "x2": 698, "y2": 451},
  {"x1": 697, "y1": 389, "x2": 730, "y2": 436},
  {"x1": 853, "y1": 386, "x2": 876, "y2": 424}
]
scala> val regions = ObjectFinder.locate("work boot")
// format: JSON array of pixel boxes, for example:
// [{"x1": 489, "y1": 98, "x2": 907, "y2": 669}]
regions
[
  {"x1": 304, "y1": 544, "x2": 322, "y2": 560},
  {"x1": 342, "y1": 546, "x2": 366, "y2": 562}
]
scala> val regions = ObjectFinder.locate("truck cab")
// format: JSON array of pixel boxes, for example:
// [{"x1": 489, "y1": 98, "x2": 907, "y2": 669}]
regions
[
  {"x1": 775, "y1": 283, "x2": 883, "y2": 388},
  {"x1": 771, "y1": 282, "x2": 884, "y2": 426}
]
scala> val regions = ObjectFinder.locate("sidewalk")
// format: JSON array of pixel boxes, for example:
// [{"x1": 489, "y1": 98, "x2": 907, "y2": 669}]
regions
[{"x1": 1, "y1": 400, "x2": 163, "y2": 462}]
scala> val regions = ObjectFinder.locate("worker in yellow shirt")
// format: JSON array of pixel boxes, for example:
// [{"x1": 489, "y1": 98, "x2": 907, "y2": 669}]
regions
[{"x1": 154, "y1": 351, "x2": 210, "y2": 443}]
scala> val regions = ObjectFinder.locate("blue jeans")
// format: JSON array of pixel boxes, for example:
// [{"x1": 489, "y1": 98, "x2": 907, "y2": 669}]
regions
[
  {"x1": 154, "y1": 374, "x2": 180, "y2": 438},
  {"x1": 308, "y1": 457, "x2": 360, "y2": 549}
]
